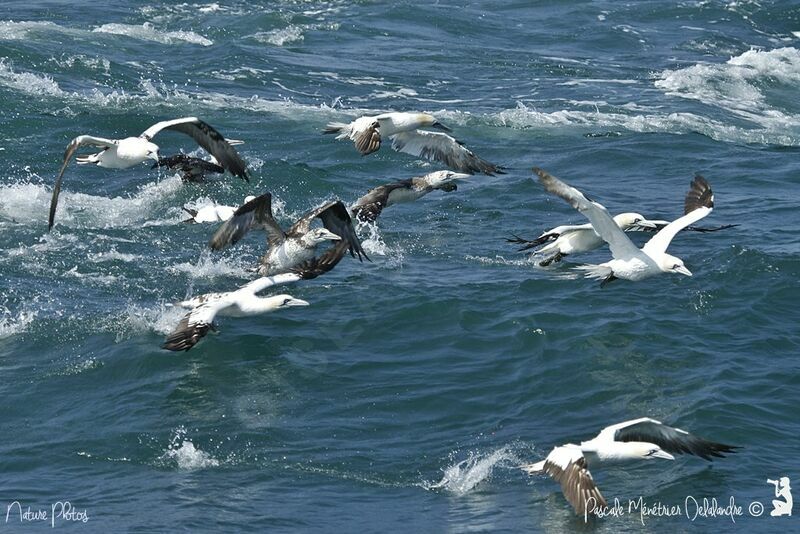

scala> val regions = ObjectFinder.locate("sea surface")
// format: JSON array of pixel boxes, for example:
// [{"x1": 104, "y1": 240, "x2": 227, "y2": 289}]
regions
[{"x1": 1, "y1": 1, "x2": 799, "y2": 532}]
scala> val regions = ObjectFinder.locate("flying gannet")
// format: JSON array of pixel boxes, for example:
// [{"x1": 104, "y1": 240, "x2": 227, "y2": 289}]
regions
[
  {"x1": 182, "y1": 196, "x2": 256, "y2": 224},
  {"x1": 520, "y1": 417, "x2": 738, "y2": 517},
  {"x1": 350, "y1": 170, "x2": 471, "y2": 223},
  {"x1": 507, "y1": 213, "x2": 658, "y2": 267},
  {"x1": 324, "y1": 112, "x2": 503, "y2": 175},
  {"x1": 536, "y1": 168, "x2": 715, "y2": 285},
  {"x1": 209, "y1": 193, "x2": 368, "y2": 275},
  {"x1": 163, "y1": 242, "x2": 349, "y2": 351},
  {"x1": 48, "y1": 117, "x2": 248, "y2": 230}
]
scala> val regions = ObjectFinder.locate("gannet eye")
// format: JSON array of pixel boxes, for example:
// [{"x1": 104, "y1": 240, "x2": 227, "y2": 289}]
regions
[
  {"x1": 647, "y1": 449, "x2": 658, "y2": 456},
  {"x1": 673, "y1": 264, "x2": 680, "y2": 270},
  {"x1": 282, "y1": 298, "x2": 292, "y2": 306}
]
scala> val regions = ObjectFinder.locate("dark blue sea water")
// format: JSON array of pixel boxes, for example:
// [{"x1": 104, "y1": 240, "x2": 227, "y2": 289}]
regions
[{"x1": 1, "y1": 1, "x2": 799, "y2": 532}]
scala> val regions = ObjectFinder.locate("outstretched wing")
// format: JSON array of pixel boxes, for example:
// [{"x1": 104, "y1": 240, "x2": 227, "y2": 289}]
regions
[
  {"x1": 507, "y1": 223, "x2": 594, "y2": 251},
  {"x1": 535, "y1": 167, "x2": 641, "y2": 260},
  {"x1": 152, "y1": 154, "x2": 225, "y2": 174},
  {"x1": 643, "y1": 175, "x2": 714, "y2": 256},
  {"x1": 610, "y1": 418, "x2": 738, "y2": 461},
  {"x1": 289, "y1": 200, "x2": 368, "y2": 261},
  {"x1": 141, "y1": 117, "x2": 248, "y2": 180},
  {"x1": 390, "y1": 130, "x2": 502, "y2": 175},
  {"x1": 162, "y1": 302, "x2": 224, "y2": 351},
  {"x1": 48, "y1": 135, "x2": 118, "y2": 230},
  {"x1": 209, "y1": 193, "x2": 285, "y2": 251},
  {"x1": 292, "y1": 240, "x2": 350, "y2": 279},
  {"x1": 543, "y1": 446, "x2": 607, "y2": 517}
]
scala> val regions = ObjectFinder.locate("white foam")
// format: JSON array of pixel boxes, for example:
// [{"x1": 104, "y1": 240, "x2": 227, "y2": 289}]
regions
[
  {"x1": 117, "y1": 301, "x2": 186, "y2": 339},
  {"x1": 161, "y1": 428, "x2": 220, "y2": 471},
  {"x1": 92, "y1": 22, "x2": 212, "y2": 46},
  {"x1": 655, "y1": 47, "x2": 800, "y2": 119},
  {"x1": 0, "y1": 59, "x2": 64, "y2": 97},
  {"x1": 424, "y1": 446, "x2": 521, "y2": 496},
  {"x1": 0, "y1": 306, "x2": 36, "y2": 338},
  {"x1": 252, "y1": 26, "x2": 304, "y2": 46},
  {"x1": 168, "y1": 252, "x2": 252, "y2": 280}
]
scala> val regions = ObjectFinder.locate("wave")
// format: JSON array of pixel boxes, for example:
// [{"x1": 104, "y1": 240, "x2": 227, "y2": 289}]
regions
[
  {"x1": 92, "y1": 22, "x2": 213, "y2": 46},
  {"x1": 655, "y1": 47, "x2": 800, "y2": 127},
  {"x1": 0, "y1": 175, "x2": 184, "y2": 230},
  {"x1": 0, "y1": 19, "x2": 212, "y2": 46}
]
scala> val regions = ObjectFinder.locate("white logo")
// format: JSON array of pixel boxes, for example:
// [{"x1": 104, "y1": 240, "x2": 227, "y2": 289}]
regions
[{"x1": 767, "y1": 477, "x2": 793, "y2": 517}]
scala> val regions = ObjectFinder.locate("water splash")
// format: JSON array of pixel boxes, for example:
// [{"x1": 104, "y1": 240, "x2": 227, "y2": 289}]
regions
[
  {"x1": 423, "y1": 445, "x2": 523, "y2": 496},
  {"x1": 160, "y1": 428, "x2": 220, "y2": 471}
]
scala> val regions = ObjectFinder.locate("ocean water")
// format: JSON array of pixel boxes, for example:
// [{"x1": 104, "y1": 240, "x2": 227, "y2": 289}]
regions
[{"x1": 1, "y1": 1, "x2": 799, "y2": 531}]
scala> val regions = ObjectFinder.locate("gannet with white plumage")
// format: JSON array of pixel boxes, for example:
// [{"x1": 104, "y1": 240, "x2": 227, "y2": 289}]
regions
[
  {"x1": 49, "y1": 117, "x2": 248, "y2": 230},
  {"x1": 536, "y1": 168, "x2": 715, "y2": 285},
  {"x1": 520, "y1": 417, "x2": 738, "y2": 517},
  {"x1": 324, "y1": 112, "x2": 503, "y2": 175},
  {"x1": 163, "y1": 241, "x2": 350, "y2": 351},
  {"x1": 182, "y1": 196, "x2": 256, "y2": 224}
]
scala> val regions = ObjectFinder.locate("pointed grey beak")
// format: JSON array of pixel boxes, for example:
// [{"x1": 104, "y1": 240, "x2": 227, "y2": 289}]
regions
[
  {"x1": 432, "y1": 121, "x2": 452, "y2": 132},
  {"x1": 652, "y1": 450, "x2": 675, "y2": 461},
  {"x1": 320, "y1": 229, "x2": 342, "y2": 241},
  {"x1": 674, "y1": 265, "x2": 692, "y2": 277},
  {"x1": 449, "y1": 172, "x2": 471, "y2": 180},
  {"x1": 635, "y1": 220, "x2": 659, "y2": 230},
  {"x1": 286, "y1": 298, "x2": 310, "y2": 307}
]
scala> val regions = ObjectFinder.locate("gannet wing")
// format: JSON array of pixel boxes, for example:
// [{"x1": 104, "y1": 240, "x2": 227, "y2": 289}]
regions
[
  {"x1": 141, "y1": 117, "x2": 248, "y2": 180},
  {"x1": 209, "y1": 193, "x2": 285, "y2": 251},
  {"x1": 390, "y1": 130, "x2": 503, "y2": 175},
  {"x1": 542, "y1": 445, "x2": 607, "y2": 517},
  {"x1": 350, "y1": 180, "x2": 410, "y2": 222},
  {"x1": 609, "y1": 418, "x2": 738, "y2": 461},
  {"x1": 642, "y1": 175, "x2": 714, "y2": 256},
  {"x1": 241, "y1": 272, "x2": 304, "y2": 294},
  {"x1": 289, "y1": 200, "x2": 368, "y2": 261},
  {"x1": 535, "y1": 167, "x2": 641, "y2": 260},
  {"x1": 162, "y1": 300, "x2": 227, "y2": 351},
  {"x1": 48, "y1": 135, "x2": 118, "y2": 230}
]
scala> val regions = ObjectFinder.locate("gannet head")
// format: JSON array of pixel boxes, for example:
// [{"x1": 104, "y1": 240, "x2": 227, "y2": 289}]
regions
[
  {"x1": 422, "y1": 170, "x2": 471, "y2": 187},
  {"x1": 635, "y1": 443, "x2": 675, "y2": 461},
  {"x1": 303, "y1": 228, "x2": 341, "y2": 246},
  {"x1": 660, "y1": 253, "x2": 692, "y2": 276},
  {"x1": 271, "y1": 294, "x2": 310, "y2": 309},
  {"x1": 418, "y1": 113, "x2": 451, "y2": 132},
  {"x1": 614, "y1": 212, "x2": 657, "y2": 231},
  {"x1": 144, "y1": 141, "x2": 160, "y2": 163}
]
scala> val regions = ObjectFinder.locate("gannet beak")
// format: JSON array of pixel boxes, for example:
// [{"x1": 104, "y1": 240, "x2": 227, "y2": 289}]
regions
[
  {"x1": 321, "y1": 229, "x2": 342, "y2": 241},
  {"x1": 652, "y1": 450, "x2": 675, "y2": 461},
  {"x1": 450, "y1": 172, "x2": 471, "y2": 180},
  {"x1": 432, "y1": 121, "x2": 452, "y2": 132},
  {"x1": 635, "y1": 220, "x2": 659, "y2": 230},
  {"x1": 286, "y1": 298, "x2": 310, "y2": 307},
  {"x1": 675, "y1": 265, "x2": 692, "y2": 277}
]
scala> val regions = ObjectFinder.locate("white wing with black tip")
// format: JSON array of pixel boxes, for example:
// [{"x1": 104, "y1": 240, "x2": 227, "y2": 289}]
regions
[
  {"x1": 288, "y1": 200, "x2": 368, "y2": 261},
  {"x1": 643, "y1": 175, "x2": 714, "y2": 257},
  {"x1": 49, "y1": 135, "x2": 118, "y2": 230},
  {"x1": 209, "y1": 193, "x2": 285, "y2": 251},
  {"x1": 542, "y1": 445, "x2": 607, "y2": 517},
  {"x1": 390, "y1": 130, "x2": 503, "y2": 175},
  {"x1": 608, "y1": 418, "x2": 738, "y2": 461},
  {"x1": 535, "y1": 167, "x2": 641, "y2": 261},
  {"x1": 140, "y1": 117, "x2": 248, "y2": 180},
  {"x1": 507, "y1": 223, "x2": 594, "y2": 251}
]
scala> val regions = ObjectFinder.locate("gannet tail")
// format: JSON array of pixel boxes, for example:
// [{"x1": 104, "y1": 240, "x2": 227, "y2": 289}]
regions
[
  {"x1": 519, "y1": 460, "x2": 546, "y2": 475},
  {"x1": 574, "y1": 263, "x2": 613, "y2": 281},
  {"x1": 323, "y1": 122, "x2": 350, "y2": 139}
]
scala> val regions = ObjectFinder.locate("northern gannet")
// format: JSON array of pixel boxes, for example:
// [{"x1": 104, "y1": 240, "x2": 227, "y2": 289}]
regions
[
  {"x1": 536, "y1": 168, "x2": 715, "y2": 285},
  {"x1": 49, "y1": 117, "x2": 248, "y2": 230},
  {"x1": 350, "y1": 170, "x2": 471, "y2": 223},
  {"x1": 163, "y1": 242, "x2": 349, "y2": 351},
  {"x1": 182, "y1": 196, "x2": 256, "y2": 224},
  {"x1": 324, "y1": 112, "x2": 503, "y2": 175},
  {"x1": 520, "y1": 417, "x2": 738, "y2": 517},
  {"x1": 507, "y1": 213, "x2": 658, "y2": 267},
  {"x1": 209, "y1": 193, "x2": 368, "y2": 275}
]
